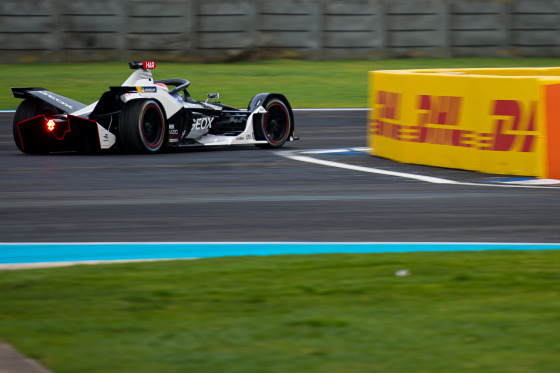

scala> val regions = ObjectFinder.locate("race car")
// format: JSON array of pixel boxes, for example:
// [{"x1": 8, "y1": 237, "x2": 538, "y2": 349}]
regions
[{"x1": 11, "y1": 61, "x2": 296, "y2": 154}]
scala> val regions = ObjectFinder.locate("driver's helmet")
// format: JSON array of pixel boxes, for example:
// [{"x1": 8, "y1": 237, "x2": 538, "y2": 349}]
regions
[{"x1": 155, "y1": 83, "x2": 169, "y2": 92}]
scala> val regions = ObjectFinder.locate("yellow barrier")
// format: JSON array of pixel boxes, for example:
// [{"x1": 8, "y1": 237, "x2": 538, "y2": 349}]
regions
[{"x1": 368, "y1": 68, "x2": 560, "y2": 179}]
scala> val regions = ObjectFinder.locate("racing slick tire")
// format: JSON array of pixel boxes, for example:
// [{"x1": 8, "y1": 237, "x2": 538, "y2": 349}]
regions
[
  {"x1": 13, "y1": 98, "x2": 60, "y2": 154},
  {"x1": 254, "y1": 97, "x2": 292, "y2": 149},
  {"x1": 119, "y1": 99, "x2": 166, "y2": 153}
]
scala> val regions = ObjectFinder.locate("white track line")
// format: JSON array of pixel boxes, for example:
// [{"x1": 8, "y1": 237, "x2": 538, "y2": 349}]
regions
[
  {"x1": 279, "y1": 150, "x2": 560, "y2": 189},
  {"x1": 280, "y1": 150, "x2": 459, "y2": 184}
]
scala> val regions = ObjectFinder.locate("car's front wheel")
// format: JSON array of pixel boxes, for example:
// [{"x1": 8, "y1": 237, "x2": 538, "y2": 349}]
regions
[
  {"x1": 254, "y1": 97, "x2": 292, "y2": 149},
  {"x1": 119, "y1": 99, "x2": 166, "y2": 153}
]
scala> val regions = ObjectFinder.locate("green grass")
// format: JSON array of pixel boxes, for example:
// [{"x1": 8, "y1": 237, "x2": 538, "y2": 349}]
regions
[
  {"x1": 1, "y1": 250, "x2": 560, "y2": 372},
  {"x1": 3, "y1": 57, "x2": 560, "y2": 109}
]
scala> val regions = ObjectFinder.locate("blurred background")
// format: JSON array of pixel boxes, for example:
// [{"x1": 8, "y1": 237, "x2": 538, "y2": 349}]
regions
[{"x1": 1, "y1": 0, "x2": 559, "y2": 64}]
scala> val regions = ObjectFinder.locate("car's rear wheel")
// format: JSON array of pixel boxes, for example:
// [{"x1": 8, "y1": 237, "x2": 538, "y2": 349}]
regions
[
  {"x1": 119, "y1": 99, "x2": 166, "y2": 153},
  {"x1": 254, "y1": 97, "x2": 292, "y2": 149},
  {"x1": 13, "y1": 98, "x2": 60, "y2": 154}
]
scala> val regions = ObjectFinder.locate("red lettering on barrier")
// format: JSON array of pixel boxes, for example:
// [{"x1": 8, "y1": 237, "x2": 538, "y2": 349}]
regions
[
  {"x1": 415, "y1": 95, "x2": 465, "y2": 146},
  {"x1": 521, "y1": 101, "x2": 536, "y2": 152},
  {"x1": 455, "y1": 129, "x2": 475, "y2": 148},
  {"x1": 377, "y1": 91, "x2": 401, "y2": 120},
  {"x1": 372, "y1": 94, "x2": 537, "y2": 154},
  {"x1": 371, "y1": 91, "x2": 403, "y2": 141},
  {"x1": 368, "y1": 118, "x2": 377, "y2": 135},
  {"x1": 492, "y1": 100, "x2": 520, "y2": 151},
  {"x1": 477, "y1": 133, "x2": 494, "y2": 150},
  {"x1": 419, "y1": 127, "x2": 474, "y2": 147},
  {"x1": 490, "y1": 100, "x2": 537, "y2": 152},
  {"x1": 371, "y1": 120, "x2": 402, "y2": 140},
  {"x1": 418, "y1": 95, "x2": 462, "y2": 126}
]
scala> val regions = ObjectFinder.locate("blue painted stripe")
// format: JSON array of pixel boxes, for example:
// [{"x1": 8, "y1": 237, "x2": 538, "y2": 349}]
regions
[{"x1": 1, "y1": 242, "x2": 559, "y2": 264}]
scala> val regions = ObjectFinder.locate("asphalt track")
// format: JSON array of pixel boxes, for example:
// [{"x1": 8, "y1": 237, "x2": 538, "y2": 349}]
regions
[{"x1": 1, "y1": 110, "x2": 560, "y2": 264}]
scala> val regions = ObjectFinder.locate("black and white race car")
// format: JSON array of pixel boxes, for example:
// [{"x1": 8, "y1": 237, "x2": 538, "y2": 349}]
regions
[{"x1": 11, "y1": 61, "x2": 296, "y2": 154}]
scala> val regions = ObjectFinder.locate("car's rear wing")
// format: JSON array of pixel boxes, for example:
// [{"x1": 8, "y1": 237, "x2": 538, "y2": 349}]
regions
[{"x1": 11, "y1": 87, "x2": 88, "y2": 114}]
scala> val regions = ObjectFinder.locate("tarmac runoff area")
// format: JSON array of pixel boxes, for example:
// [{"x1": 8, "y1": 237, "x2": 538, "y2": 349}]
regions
[{"x1": 0, "y1": 339, "x2": 50, "y2": 373}]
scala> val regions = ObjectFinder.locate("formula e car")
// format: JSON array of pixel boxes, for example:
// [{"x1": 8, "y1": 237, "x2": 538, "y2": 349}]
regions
[{"x1": 11, "y1": 61, "x2": 296, "y2": 154}]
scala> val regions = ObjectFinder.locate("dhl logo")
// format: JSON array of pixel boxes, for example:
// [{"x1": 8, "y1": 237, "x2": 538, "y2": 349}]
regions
[
  {"x1": 376, "y1": 90, "x2": 401, "y2": 120},
  {"x1": 488, "y1": 100, "x2": 537, "y2": 153},
  {"x1": 371, "y1": 91, "x2": 538, "y2": 153},
  {"x1": 417, "y1": 95, "x2": 462, "y2": 126},
  {"x1": 415, "y1": 95, "x2": 469, "y2": 147},
  {"x1": 369, "y1": 91, "x2": 406, "y2": 140}
]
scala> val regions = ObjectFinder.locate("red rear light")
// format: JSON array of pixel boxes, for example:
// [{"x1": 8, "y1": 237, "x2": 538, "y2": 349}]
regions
[{"x1": 46, "y1": 119, "x2": 55, "y2": 131}]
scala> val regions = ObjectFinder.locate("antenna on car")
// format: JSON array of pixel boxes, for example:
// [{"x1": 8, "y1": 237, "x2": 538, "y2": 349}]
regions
[{"x1": 129, "y1": 61, "x2": 143, "y2": 70}]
